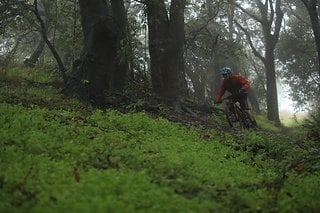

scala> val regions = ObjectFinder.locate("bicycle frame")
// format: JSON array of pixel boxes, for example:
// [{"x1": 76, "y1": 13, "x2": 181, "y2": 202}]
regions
[{"x1": 221, "y1": 95, "x2": 252, "y2": 131}]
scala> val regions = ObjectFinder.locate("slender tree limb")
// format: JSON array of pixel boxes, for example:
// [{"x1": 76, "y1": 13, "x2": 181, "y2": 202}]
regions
[
  {"x1": 247, "y1": 53, "x2": 267, "y2": 93},
  {"x1": 228, "y1": 0, "x2": 263, "y2": 23},
  {"x1": 273, "y1": 0, "x2": 284, "y2": 40},
  {"x1": 33, "y1": 0, "x2": 68, "y2": 84},
  {"x1": 286, "y1": 3, "x2": 311, "y2": 27},
  {"x1": 269, "y1": 0, "x2": 274, "y2": 22},
  {"x1": 256, "y1": 0, "x2": 270, "y2": 27},
  {"x1": 133, "y1": 0, "x2": 146, "y2": 4},
  {"x1": 234, "y1": 20, "x2": 265, "y2": 64},
  {"x1": 210, "y1": 35, "x2": 219, "y2": 58},
  {"x1": 185, "y1": 15, "x2": 217, "y2": 53}
]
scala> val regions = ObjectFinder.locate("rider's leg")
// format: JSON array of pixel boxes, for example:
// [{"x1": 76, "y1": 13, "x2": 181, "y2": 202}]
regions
[
  {"x1": 240, "y1": 95, "x2": 257, "y2": 127},
  {"x1": 245, "y1": 110, "x2": 257, "y2": 126}
]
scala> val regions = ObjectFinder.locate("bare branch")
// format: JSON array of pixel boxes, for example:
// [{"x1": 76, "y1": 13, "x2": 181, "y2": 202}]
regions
[
  {"x1": 133, "y1": 0, "x2": 146, "y2": 4},
  {"x1": 286, "y1": 2, "x2": 311, "y2": 26},
  {"x1": 234, "y1": 20, "x2": 265, "y2": 64},
  {"x1": 228, "y1": 0, "x2": 263, "y2": 23},
  {"x1": 247, "y1": 53, "x2": 267, "y2": 93},
  {"x1": 256, "y1": 0, "x2": 269, "y2": 25},
  {"x1": 33, "y1": 0, "x2": 68, "y2": 84},
  {"x1": 269, "y1": 0, "x2": 275, "y2": 23},
  {"x1": 185, "y1": 15, "x2": 217, "y2": 53}
]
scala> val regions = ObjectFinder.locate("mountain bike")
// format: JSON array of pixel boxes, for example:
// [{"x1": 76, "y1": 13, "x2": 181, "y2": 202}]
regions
[{"x1": 216, "y1": 94, "x2": 255, "y2": 131}]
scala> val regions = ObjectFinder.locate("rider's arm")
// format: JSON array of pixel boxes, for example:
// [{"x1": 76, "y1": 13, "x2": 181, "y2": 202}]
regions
[
  {"x1": 215, "y1": 81, "x2": 226, "y2": 101},
  {"x1": 237, "y1": 75, "x2": 250, "y2": 91}
]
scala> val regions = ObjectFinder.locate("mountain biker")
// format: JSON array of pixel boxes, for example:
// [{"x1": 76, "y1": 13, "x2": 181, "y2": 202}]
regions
[{"x1": 214, "y1": 67, "x2": 257, "y2": 127}]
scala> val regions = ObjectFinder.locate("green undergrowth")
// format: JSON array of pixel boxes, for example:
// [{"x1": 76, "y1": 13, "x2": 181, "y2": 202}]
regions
[
  {"x1": 255, "y1": 114, "x2": 282, "y2": 133},
  {"x1": 1, "y1": 68, "x2": 320, "y2": 212},
  {"x1": 0, "y1": 67, "x2": 87, "y2": 112}
]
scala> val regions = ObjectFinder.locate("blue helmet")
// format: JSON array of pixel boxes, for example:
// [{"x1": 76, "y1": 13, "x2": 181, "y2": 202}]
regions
[{"x1": 221, "y1": 67, "x2": 232, "y2": 75}]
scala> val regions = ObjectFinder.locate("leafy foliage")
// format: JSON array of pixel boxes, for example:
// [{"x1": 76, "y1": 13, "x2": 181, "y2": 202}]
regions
[
  {"x1": 277, "y1": 3, "x2": 320, "y2": 109},
  {"x1": 0, "y1": 0, "x2": 32, "y2": 35}
]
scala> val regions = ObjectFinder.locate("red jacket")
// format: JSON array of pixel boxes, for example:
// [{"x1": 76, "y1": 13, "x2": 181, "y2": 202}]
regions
[{"x1": 215, "y1": 74, "x2": 250, "y2": 101}]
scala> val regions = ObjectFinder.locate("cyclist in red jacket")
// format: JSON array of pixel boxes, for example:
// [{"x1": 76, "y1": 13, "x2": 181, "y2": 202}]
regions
[{"x1": 215, "y1": 67, "x2": 257, "y2": 127}]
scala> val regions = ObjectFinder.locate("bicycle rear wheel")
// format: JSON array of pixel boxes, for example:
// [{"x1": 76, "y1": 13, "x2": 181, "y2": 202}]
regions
[
  {"x1": 235, "y1": 107, "x2": 250, "y2": 129},
  {"x1": 237, "y1": 108, "x2": 256, "y2": 129}
]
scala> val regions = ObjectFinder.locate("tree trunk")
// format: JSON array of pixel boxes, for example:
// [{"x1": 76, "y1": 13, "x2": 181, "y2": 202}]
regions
[
  {"x1": 24, "y1": 34, "x2": 45, "y2": 68},
  {"x1": 164, "y1": 0, "x2": 186, "y2": 99},
  {"x1": 265, "y1": 44, "x2": 279, "y2": 121},
  {"x1": 260, "y1": 0, "x2": 283, "y2": 124},
  {"x1": 66, "y1": 0, "x2": 120, "y2": 105},
  {"x1": 146, "y1": 0, "x2": 186, "y2": 102},
  {"x1": 110, "y1": 0, "x2": 129, "y2": 93},
  {"x1": 146, "y1": 0, "x2": 169, "y2": 97},
  {"x1": 301, "y1": 0, "x2": 320, "y2": 76},
  {"x1": 207, "y1": 0, "x2": 220, "y2": 101}
]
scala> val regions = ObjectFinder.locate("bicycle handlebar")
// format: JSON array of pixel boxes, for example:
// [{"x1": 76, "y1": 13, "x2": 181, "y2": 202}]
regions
[
  {"x1": 221, "y1": 95, "x2": 234, "y2": 101},
  {"x1": 215, "y1": 94, "x2": 237, "y2": 104}
]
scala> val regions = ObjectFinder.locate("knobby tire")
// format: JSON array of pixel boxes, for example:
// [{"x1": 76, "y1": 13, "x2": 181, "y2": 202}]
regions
[
  {"x1": 225, "y1": 105, "x2": 244, "y2": 131},
  {"x1": 225, "y1": 104, "x2": 253, "y2": 131}
]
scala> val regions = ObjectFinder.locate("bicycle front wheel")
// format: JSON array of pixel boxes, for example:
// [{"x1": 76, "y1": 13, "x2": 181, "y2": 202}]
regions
[{"x1": 225, "y1": 106, "x2": 245, "y2": 131}]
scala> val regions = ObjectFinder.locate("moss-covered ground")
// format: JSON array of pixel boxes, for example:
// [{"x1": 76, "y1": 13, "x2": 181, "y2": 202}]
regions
[{"x1": 1, "y1": 68, "x2": 319, "y2": 212}]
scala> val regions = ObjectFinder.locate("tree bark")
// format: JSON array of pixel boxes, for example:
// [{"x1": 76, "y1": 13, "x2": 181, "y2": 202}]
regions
[
  {"x1": 165, "y1": 0, "x2": 186, "y2": 99},
  {"x1": 24, "y1": 34, "x2": 45, "y2": 68},
  {"x1": 146, "y1": 0, "x2": 186, "y2": 102},
  {"x1": 301, "y1": 0, "x2": 320, "y2": 76},
  {"x1": 66, "y1": 0, "x2": 125, "y2": 105},
  {"x1": 110, "y1": 0, "x2": 129, "y2": 93},
  {"x1": 265, "y1": 42, "x2": 279, "y2": 120},
  {"x1": 146, "y1": 0, "x2": 169, "y2": 97}
]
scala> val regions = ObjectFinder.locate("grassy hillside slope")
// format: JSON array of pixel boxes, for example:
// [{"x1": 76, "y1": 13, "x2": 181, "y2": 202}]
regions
[{"x1": 0, "y1": 68, "x2": 319, "y2": 212}]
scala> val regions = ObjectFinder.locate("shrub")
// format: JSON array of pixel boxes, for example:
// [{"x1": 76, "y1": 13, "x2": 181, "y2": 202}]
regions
[{"x1": 303, "y1": 107, "x2": 320, "y2": 142}]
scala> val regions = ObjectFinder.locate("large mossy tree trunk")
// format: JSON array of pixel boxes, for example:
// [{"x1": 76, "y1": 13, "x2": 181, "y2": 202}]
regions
[
  {"x1": 146, "y1": 0, "x2": 186, "y2": 103},
  {"x1": 110, "y1": 0, "x2": 130, "y2": 93},
  {"x1": 66, "y1": 0, "x2": 128, "y2": 105}
]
